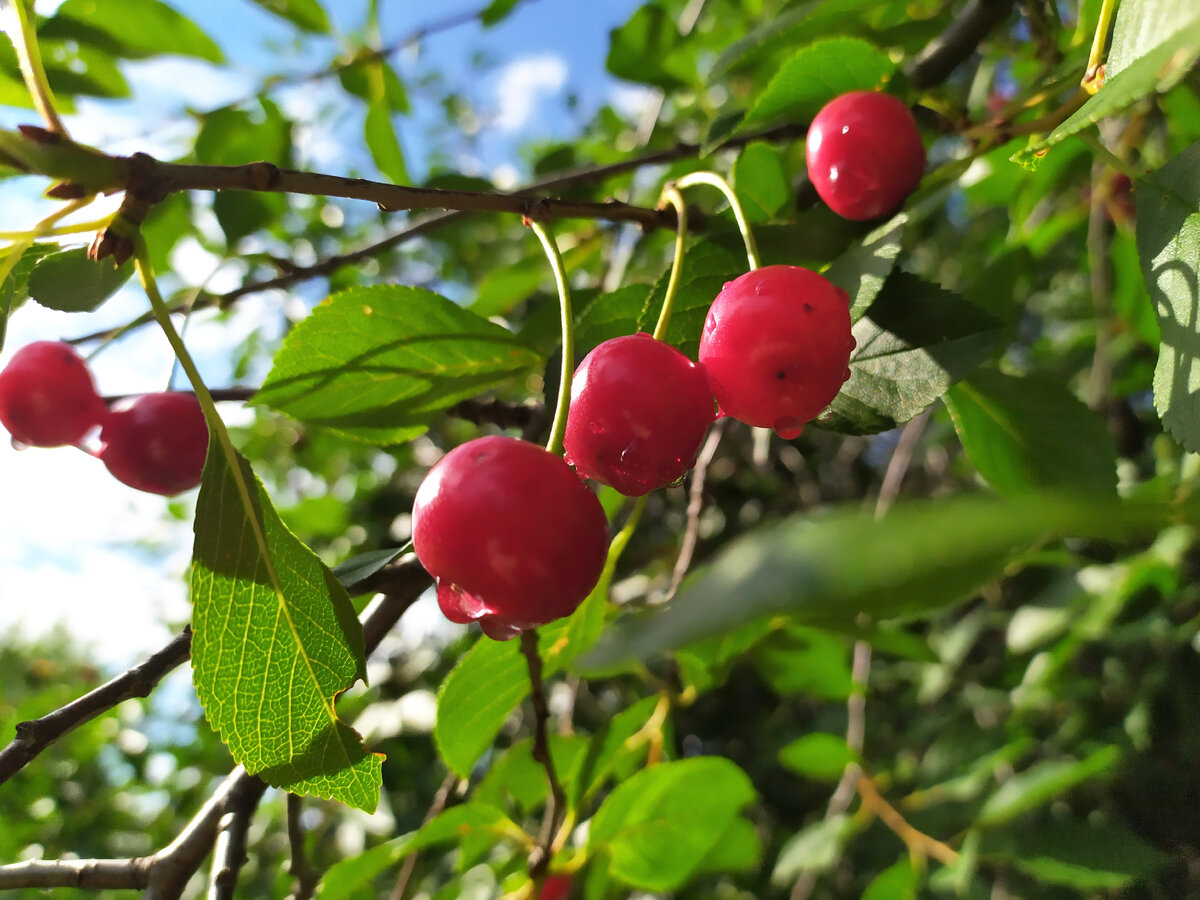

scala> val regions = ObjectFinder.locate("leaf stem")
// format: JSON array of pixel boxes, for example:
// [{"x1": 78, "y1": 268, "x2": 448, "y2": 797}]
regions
[
  {"x1": 519, "y1": 629, "x2": 566, "y2": 878},
  {"x1": 673, "y1": 171, "x2": 760, "y2": 270},
  {"x1": 6, "y1": 0, "x2": 67, "y2": 136},
  {"x1": 652, "y1": 187, "x2": 689, "y2": 340},
  {"x1": 529, "y1": 221, "x2": 574, "y2": 457}
]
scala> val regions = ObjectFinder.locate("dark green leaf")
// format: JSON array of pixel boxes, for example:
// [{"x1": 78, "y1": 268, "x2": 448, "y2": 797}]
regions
[
  {"x1": 1138, "y1": 143, "x2": 1200, "y2": 451},
  {"x1": 740, "y1": 38, "x2": 894, "y2": 132},
  {"x1": 581, "y1": 494, "x2": 1175, "y2": 670},
  {"x1": 778, "y1": 733, "x2": 857, "y2": 780},
  {"x1": 27, "y1": 248, "x2": 132, "y2": 313},
  {"x1": 46, "y1": 0, "x2": 223, "y2": 62},
  {"x1": 588, "y1": 757, "x2": 756, "y2": 890},
  {"x1": 945, "y1": 369, "x2": 1119, "y2": 497},
  {"x1": 331, "y1": 546, "x2": 412, "y2": 592},
  {"x1": 818, "y1": 273, "x2": 1003, "y2": 434},
  {"x1": 191, "y1": 447, "x2": 381, "y2": 811},
  {"x1": 733, "y1": 142, "x2": 791, "y2": 222},
  {"x1": 480, "y1": 0, "x2": 521, "y2": 27},
  {"x1": 823, "y1": 213, "x2": 905, "y2": 321},
  {"x1": 254, "y1": 286, "x2": 541, "y2": 444},
  {"x1": 607, "y1": 5, "x2": 696, "y2": 90},
  {"x1": 575, "y1": 284, "x2": 652, "y2": 357},
  {"x1": 246, "y1": 0, "x2": 330, "y2": 33}
]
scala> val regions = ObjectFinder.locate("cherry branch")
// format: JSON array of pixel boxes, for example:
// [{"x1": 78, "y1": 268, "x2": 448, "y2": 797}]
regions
[
  {"x1": 0, "y1": 626, "x2": 192, "y2": 787},
  {"x1": 286, "y1": 794, "x2": 319, "y2": 900},
  {"x1": 519, "y1": 630, "x2": 566, "y2": 878}
]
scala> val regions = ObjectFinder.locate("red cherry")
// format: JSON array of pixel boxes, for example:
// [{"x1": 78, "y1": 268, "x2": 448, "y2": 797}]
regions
[
  {"x1": 412, "y1": 436, "x2": 609, "y2": 637},
  {"x1": 538, "y1": 874, "x2": 574, "y2": 900},
  {"x1": 698, "y1": 265, "x2": 854, "y2": 439},
  {"x1": 563, "y1": 333, "x2": 715, "y2": 496},
  {"x1": 805, "y1": 91, "x2": 925, "y2": 221},
  {"x1": 0, "y1": 340, "x2": 107, "y2": 447},
  {"x1": 98, "y1": 392, "x2": 209, "y2": 495}
]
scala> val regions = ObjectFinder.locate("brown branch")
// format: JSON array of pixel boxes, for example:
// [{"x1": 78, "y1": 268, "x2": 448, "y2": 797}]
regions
[
  {"x1": 286, "y1": 794, "x2": 319, "y2": 900},
  {"x1": 663, "y1": 418, "x2": 727, "y2": 603},
  {"x1": 0, "y1": 626, "x2": 192, "y2": 787},
  {"x1": 519, "y1": 629, "x2": 565, "y2": 879},
  {"x1": 907, "y1": 0, "x2": 1017, "y2": 89},
  {"x1": 208, "y1": 797, "x2": 257, "y2": 900}
]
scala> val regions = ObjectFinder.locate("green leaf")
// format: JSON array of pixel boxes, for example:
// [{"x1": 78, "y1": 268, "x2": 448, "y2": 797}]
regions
[
  {"x1": 0, "y1": 36, "x2": 128, "y2": 106},
  {"x1": 588, "y1": 757, "x2": 756, "y2": 890},
  {"x1": 480, "y1": 0, "x2": 521, "y2": 26},
  {"x1": 771, "y1": 814, "x2": 853, "y2": 886},
  {"x1": 1014, "y1": 17, "x2": 1200, "y2": 166},
  {"x1": 817, "y1": 273, "x2": 1003, "y2": 435},
  {"x1": 1138, "y1": 143, "x2": 1200, "y2": 451},
  {"x1": 691, "y1": 818, "x2": 763, "y2": 877},
  {"x1": 977, "y1": 746, "x2": 1122, "y2": 827},
  {"x1": 331, "y1": 546, "x2": 411, "y2": 593},
  {"x1": 191, "y1": 447, "x2": 381, "y2": 811},
  {"x1": 606, "y1": 5, "x2": 696, "y2": 90},
  {"x1": 364, "y1": 94, "x2": 408, "y2": 184},
  {"x1": 27, "y1": 248, "x2": 133, "y2": 312},
  {"x1": 1107, "y1": 0, "x2": 1200, "y2": 79},
  {"x1": 945, "y1": 369, "x2": 1118, "y2": 497},
  {"x1": 45, "y1": 0, "x2": 223, "y2": 62},
  {"x1": 475, "y1": 735, "x2": 588, "y2": 813},
  {"x1": 733, "y1": 142, "x2": 791, "y2": 222},
  {"x1": 581, "y1": 494, "x2": 1175, "y2": 670},
  {"x1": 254, "y1": 286, "x2": 541, "y2": 444},
  {"x1": 574, "y1": 284, "x2": 652, "y2": 355},
  {"x1": 316, "y1": 804, "x2": 518, "y2": 899},
  {"x1": 740, "y1": 37, "x2": 894, "y2": 132},
  {"x1": 0, "y1": 244, "x2": 56, "y2": 352},
  {"x1": 246, "y1": 0, "x2": 330, "y2": 33},
  {"x1": 980, "y1": 816, "x2": 1167, "y2": 890},
  {"x1": 575, "y1": 695, "x2": 665, "y2": 801},
  {"x1": 778, "y1": 733, "x2": 857, "y2": 781},
  {"x1": 823, "y1": 213, "x2": 906, "y2": 322},
  {"x1": 862, "y1": 858, "x2": 919, "y2": 900}
]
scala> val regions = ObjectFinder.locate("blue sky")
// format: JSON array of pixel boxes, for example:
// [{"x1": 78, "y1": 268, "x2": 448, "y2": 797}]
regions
[{"x1": 0, "y1": 0, "x2": 654, "y2": 667}]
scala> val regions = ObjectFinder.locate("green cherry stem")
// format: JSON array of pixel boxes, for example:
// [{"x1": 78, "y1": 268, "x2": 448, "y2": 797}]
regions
[
  {"x1": 529, "y1": 220, "x2": 574, "y2": 458},
  {"x1": 673, "y1": 171, "x2": 761, "y2": 271},
  {"x1": 652, "y1": 186, "x2": 688, "y2": 341},
  {"x1": 7, "y1": 0, "x2": 66, "y2": 136}
]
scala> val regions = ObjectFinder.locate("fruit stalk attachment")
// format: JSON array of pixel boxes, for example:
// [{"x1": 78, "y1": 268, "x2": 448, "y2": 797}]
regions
[
  {"x1": 671, "y1": 171, "x2": 761, "y2": 271},
  {"x1": 528, "y1": 220, "x2": 574, "y2": 458}
]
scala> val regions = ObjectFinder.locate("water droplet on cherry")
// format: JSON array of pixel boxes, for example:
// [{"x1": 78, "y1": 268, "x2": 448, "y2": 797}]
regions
[
  {"x1": 773, "y1": 417, "x2": 805, "y2": 440},
  {"x1": 437, "y1": 580, "x2": 489, "y2": 624}
]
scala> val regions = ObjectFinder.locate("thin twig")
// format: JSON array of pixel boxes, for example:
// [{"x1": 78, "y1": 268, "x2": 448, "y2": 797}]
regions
[
  {"x1": 387, "y1": 771, "x2": 460, "y2": 900},
  {"x1": 907, "y1": 0, "x2": 1017, "y2": 89},
  {"x1": 663, "y1": 418, "x2": 727, "y2": 603},
  {"x1": 0, "y1": 627, "x2": 192, "y2": 786},
  {"x1": 286, "y1": 794, "x2": 319, "y2": 900},
  {"x1": 856, "y1": 773, "x2": 959, "y2": 866},
  {"x1": 519, "y1": 629, "x2": 565, "y2": 879}
]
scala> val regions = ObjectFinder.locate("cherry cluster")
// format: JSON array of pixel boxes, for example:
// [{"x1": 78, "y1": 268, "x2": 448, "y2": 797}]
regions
[
  {"x1": 0, "y1": 340, "x2": 208, "y2": 495},
  {"x1": 413, "y1": 90, "x2": 925, "y2": 640}
]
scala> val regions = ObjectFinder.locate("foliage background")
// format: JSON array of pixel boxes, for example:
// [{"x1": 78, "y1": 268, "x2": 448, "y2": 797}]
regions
[{"x1": 1, "y1": 0, "x2": 1199, "y2": 898}]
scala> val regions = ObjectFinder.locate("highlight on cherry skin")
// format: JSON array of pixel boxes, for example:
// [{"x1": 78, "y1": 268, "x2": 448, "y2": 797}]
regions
[
  {"x1": 698, "y1": 265, "x2": 855, "y2": 440},
  {"x1": 98, "y1": 391, "x2": 210, "y2": 496},
  {"x1": 805, "y1": 90, "x2": 926, "y2": 221},
  {"x1": 564, "y1": 332, "x2": 715, "y2": 496},
  {"x1": 411, "y1": 435, "x2": 610, "y2": 640},
  {"x1": 0, "y1": 340, "x2": 108, "y2": 448}
]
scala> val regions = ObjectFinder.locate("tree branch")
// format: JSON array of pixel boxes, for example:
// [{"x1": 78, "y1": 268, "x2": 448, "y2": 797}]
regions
[
  {"x1": 285, "y1": 794, "x2": 320, "y2": 900},
  {"x1": 907, "y1": 0, "x2": 1016, "y2": 89},
  {"x1": 519, "y1": 629, "x2": 565, "y2": 879},
  {"x1": 0, "y1": 626, "x2": 192, "y2": 787}
]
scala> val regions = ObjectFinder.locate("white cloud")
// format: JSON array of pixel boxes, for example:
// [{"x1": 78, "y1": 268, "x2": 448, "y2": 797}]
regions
[
  {"x1": 608, "y1": 83, "x2": 658, "y2": 119},
  {"x1": 492, "y1": 53, "x2": 568, "y2": 134}
]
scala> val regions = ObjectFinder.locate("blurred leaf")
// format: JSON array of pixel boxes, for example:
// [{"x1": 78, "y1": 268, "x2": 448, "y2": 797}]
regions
[
  {"x1": 140, "y1": 192, "x2": 194, "y2": 276},
  {"x1": 45, "y1": 0, "x2": 223, "y2": 62},
  {"x1": 733, "y1": 142, "x2": 791, "y2": 222},
  {"x1": 316, "y1": 804, "x2": 517, "y2": 899},
  {"x1": 475, "y1": 735, "x2": 588, "y2": 813},
  {"x1": 754, "y1": 626, "x2": 852, "y2": 700},
  {"x1": 574, "y1": 283, "x2": 653, "y2": 358},
  {"x1": 365, "y1": 94, "x2": 408, "y2": 184},
  {"x1": 575, "y1": 695, "x2": 664, "y2": 801},
  {"x1": 1015, "y1": 18, "x2": 1200, "y2": 166},
  {"x1": 331, "y1": 546, "x2": 411, "y2": 592},
  {"x1": 254, "y1": 286, "x2": 541, "y2": 444},
  {"x1": 1139, "y1": 143, "x2": 1200, "y2": 451},
  {"x1": 588, "y1": 757, "x2": 756, "y2": 890},
  {"x1": 977, "y1": 746, "x2": 1122, "y2": 827},
  {"x1": 818, "y1": 272, "x2": 1003, "y2": 434},
  {"x1": 247, "y1": 0, "x2": 330, "y2": 33},
  {"x1": 0, "y1": 244, "x2": 56, "y2": 351},
  {"x1": 691, "y1": 818, "x2": 763, "y2": 876},
  {"x1": 823, "y1": 213, "x2": 905, "y2": 321},
  {"x1": 740, "y1": 37, "x2": 894, "y2": 132},
  {"x1": 981, "y1": 816, "x2": 1167, "y2": 889},
  {"x1": 27, "y1": 248, "x2": 132, "y2": 312},
  {"x1": 778, "y1": 733, "x2": 857, "y2": 781},
  {"x1": 0, "y1": 37, "x2": 128, "y2": 105},
  {"x1": 862, "y1": 858, "x2": 919, "y2": 900},
  {"x1": 474, "y1": 239, "x2": 601, "y2": 318},
  {"x1": 581, "y1": 494, "x2": 1176, "y2": 670},
  {"x1": 771, "y1": 814, "x2": 853, "y2": 885},
  {"x1": 191, "y1": 447, "x2": 381, "y2": 811},
  {"x1": 607, "y1": 4, "x2": 696, "y2": 90},
  {"x1": 480, "y1": 0, "x2": 521, "y2": 27},
  {"x1": 1107, "y1": 0, "x2": 1200, "y2": 79},
  {"x1": 945, "y1": 369, "x2": 1118, "y2": 497}
]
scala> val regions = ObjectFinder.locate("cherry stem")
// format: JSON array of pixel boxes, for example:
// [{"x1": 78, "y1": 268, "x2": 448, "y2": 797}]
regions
[
  {"x1": 6, "y1": 0, "x2": 66, "y2": 137},
  {"x1": 519, "y1": 629, "x2": 565, "y2": 878},
  {"x1": 1082, "y1": 0, "x2": 1116, "y2": 95},
  {"x1": 652, "y1": 187, "x2": 689, "y2": 341},
  {"x1": 528, "y1": 221, "x2": 574, "y2": 457},
  {"x1": 672, "y1": 171, "x2": 761, "y2": 271}
]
